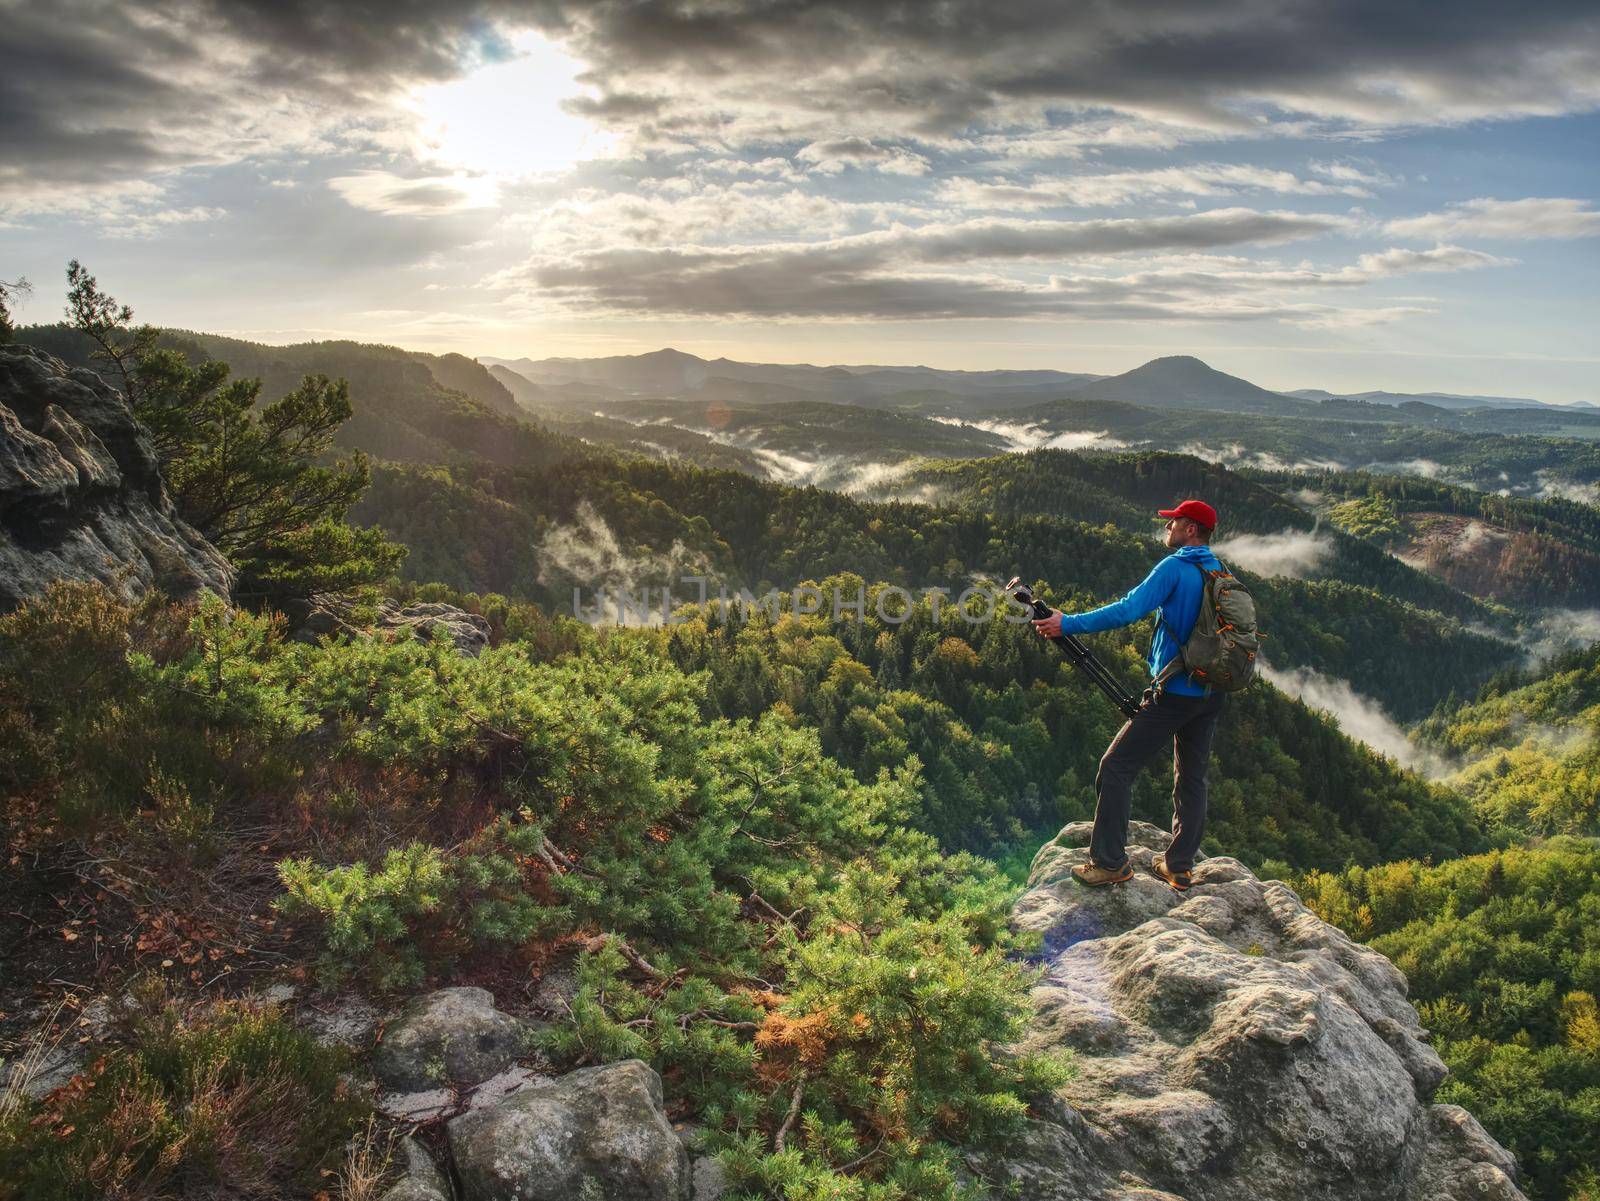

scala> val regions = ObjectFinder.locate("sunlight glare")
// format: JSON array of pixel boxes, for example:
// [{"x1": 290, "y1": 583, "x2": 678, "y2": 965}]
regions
[{"x1": 410, "y1": 31, "x2": 611, "y2": 177}]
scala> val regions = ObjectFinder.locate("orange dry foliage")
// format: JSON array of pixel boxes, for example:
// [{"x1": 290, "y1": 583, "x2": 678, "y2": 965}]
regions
[{"x1": 755, "y1": 1008, "x2": 837, "y2": 1072}]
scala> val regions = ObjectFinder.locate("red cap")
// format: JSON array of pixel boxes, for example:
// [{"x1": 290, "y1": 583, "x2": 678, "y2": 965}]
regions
[{"x1": 1158, "y1": 499, "x2": 1217, "y2": 530}]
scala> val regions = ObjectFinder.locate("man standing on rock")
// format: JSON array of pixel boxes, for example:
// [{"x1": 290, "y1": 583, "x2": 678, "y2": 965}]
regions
[{"x1": 1030, "y1": 499, "x2": 1227, "y2": 892}]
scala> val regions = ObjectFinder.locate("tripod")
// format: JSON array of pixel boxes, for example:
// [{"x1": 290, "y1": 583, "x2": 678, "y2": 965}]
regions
[{"x1": 1006, "y1": 577, "x2": 1140, "y2": 721}]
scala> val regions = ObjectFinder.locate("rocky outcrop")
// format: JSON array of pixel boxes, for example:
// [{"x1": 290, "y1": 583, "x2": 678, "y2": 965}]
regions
[
  {"x1": 973, "y1": 820, "x2": 1526, "y2": 1201},
  {"x1": 378, "y1": 601, "x2": 492, "y2": 656},
  {"x1": 288, "y1": 597, "x2": 492, "y2": 656},
  {"x1": 0, "y1": 344, "x2": 231, "y2": 610},
  {"x1": 373, "y1": 987, "x2": 535, "y2": 1093},
  {"x1": 449, "y1": 1059, "x2": 690, "y2": 1201}
]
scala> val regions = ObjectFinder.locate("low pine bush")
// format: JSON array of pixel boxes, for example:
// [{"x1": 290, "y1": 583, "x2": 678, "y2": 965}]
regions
[{"x1": 3, "y1": 585, "x2": 1071, "y2": 1200}]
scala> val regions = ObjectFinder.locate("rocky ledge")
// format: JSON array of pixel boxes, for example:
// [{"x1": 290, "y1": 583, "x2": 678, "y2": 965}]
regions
[
  {"x1": 971, "y1": 820, "x2": 1526, "y2": 1201},
  {"x1": 0, "y1": 343, "x2": 231, "y2": 610},
  {"x1": 365, "y1": 987, "x2": 715, "y2": 1201}
]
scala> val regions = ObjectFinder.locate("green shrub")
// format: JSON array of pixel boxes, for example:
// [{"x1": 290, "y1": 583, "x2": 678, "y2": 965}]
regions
[
  {"x1": 277, "y1": 812, "x2": 559, "y2": 989},
  {"x1": 0, "y1": 987, "x2": 367, "y2": 1201},
  {"x1": 4, "y1": 585, "x2": 1071, "y2": 1199}
]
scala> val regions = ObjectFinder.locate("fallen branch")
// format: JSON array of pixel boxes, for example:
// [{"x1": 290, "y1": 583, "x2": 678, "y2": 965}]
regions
[
  {"x1": 672, "y1": 1009, "x2": 759, "y2": 1031},
  {"x1": 738, "y1": 879, "x2": 806, "y2": 927},
  {"x1": 533, "y1": 841, "x2": 563, "y2": 876},
  {"x1": 533, "y1": 836, "x2": 599, "y2": 881},
  {"x1": 542, "y1": 838, "x2": 580, "y2": 872}
]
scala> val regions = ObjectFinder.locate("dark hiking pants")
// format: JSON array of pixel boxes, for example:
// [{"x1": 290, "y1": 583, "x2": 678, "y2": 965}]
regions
[{"x1": 1089, "y1": 687, "x2": 1226, "y2": 874}]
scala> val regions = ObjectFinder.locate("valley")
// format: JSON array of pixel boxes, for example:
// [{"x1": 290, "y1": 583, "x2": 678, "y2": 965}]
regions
[{"x1": 4, "y1": 322, "x2": 1596, "y2": 1201}]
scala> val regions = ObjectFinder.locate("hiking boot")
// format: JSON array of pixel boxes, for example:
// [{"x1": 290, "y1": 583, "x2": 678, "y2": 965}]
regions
[
  {"x1": 1151, "y1": 853, "x2": 1193, "y2": 891},
  {"x1": 1072, "y1": 861, "x2": 1134, "y2": 887}
]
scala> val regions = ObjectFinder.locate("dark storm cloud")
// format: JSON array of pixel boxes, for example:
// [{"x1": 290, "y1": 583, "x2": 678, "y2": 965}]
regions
[
  {"x1": 0, "y1": 0, "x2": 512, "y2": 191},
  {"x1": 539, "y1": 0, "x2": 1600, "y2": 135},
  {"x1": 0, "y1": 4, "x2": 207, "y2": 187},
  {"x1": 561, "y1": 92, "x2": 666, "y2": 119},
  {"x1": 504, "y1": 243, "x2": 1434, "y2": 323},
  {"x1": 902, "y1": 209, "x2": 1350, "y2": 263},
  {"x1": 4, "y1": 0, "x2": 1597, "y2": 194}
]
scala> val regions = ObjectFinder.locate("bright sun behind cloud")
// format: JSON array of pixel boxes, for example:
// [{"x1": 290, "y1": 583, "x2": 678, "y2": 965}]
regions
[{"x1": 408, "y1": 31, "x2": 611, "y2": 178}]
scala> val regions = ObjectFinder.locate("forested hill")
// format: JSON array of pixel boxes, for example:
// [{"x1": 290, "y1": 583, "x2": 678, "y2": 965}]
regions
[
  {"x1": 1250, "y1": 467, "x2": 1600, "y2": 609},
  {"x1": 355, "y1": 451, "x2": 1514, "y2": 723},
  {"x1": 1416, "y1": 641, "x2": 1600, "y2": 839},
  {"x1": 18, "y1": 325, "x2": 590, "y2": 471},
  {"x1": 893, "y1": 448, "x2": 1497, "y2": 622}
]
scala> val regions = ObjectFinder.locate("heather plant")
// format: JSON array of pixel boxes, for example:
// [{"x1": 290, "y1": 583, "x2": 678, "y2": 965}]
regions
[
  {"x1": 0, "y1": 584, "x2": 298, "y2": 833},
  {"x1": 0, "y1": 985, "x2": 366, "y2": 1201}
]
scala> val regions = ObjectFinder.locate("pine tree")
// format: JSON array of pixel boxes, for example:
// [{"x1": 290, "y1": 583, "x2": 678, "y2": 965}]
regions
[
  {"x1": 0, "y1": 276, "x2": 31, "y2": 342},
  {"x1": 62, "y1": 262, "x2": 403, "y2": 605}
]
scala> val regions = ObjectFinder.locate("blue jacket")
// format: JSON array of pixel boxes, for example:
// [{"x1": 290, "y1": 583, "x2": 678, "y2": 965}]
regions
[{"x1": 1055, "y1": 544, "x2": 1224, "y2": 696}]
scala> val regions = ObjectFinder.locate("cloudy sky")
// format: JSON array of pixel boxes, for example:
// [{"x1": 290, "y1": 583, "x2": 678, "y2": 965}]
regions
[{"x1": 2, "y1": 0, "x2": 1597, "y2": 400}]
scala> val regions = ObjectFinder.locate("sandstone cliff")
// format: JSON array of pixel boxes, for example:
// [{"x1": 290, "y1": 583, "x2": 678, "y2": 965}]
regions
[
  {"x1": 0, "y1": 344, "x2": 232, "y2": 610},
  {"x1": 972, "y1": 819, "x2": 1527, "y2": 1201}
]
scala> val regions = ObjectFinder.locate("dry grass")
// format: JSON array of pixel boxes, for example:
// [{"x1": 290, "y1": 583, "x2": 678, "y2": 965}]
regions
[
  {"x1": 0, "y1": 996, "x2": 71, "y2": 1123},
  {"x1": 335, "y1": 1118, "x2": 397, "y2": 1201}
]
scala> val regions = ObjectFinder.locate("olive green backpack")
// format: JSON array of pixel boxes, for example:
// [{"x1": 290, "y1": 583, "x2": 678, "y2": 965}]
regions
[{"x1": 1155, "y1": 562, "x2": 1262, "y2": 693}]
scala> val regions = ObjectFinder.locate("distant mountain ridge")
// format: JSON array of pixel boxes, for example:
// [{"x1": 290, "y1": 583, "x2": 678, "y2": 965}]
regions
[
  {"x1": 1286, "y1": 387, "x2": 1567, "y2": 412},
  {"x1": 1059, "y1": 354, "x2": 1313, "y2": 415},
  {"x1": 481, "y1": 347, "x2": 1105, "y2": 410},
  {"x1": 485, "y1": 347, "x2": 1584, "y2": 416},
  {"x1": 487, "y1": 349, "x2": 1319, "y2": 417}
]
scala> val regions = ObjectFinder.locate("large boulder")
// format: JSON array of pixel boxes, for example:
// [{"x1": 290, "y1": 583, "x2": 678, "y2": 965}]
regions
[
  {"x1": 0, "y1": 344, "x2": 231, "y2": 610},
  {"x1": 448, "y1": 1059, "x2": 690, "y2": 1201},
  {"x1": 372, "y1": 986, "x2": 533, "y2": 1093},
  {"x1": 973, "y1": 821, "x2": 1527, "y2": 1201}
]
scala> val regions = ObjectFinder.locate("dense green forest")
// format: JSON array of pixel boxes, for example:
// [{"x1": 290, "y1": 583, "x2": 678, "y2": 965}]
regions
[
  {"x1": 8, "y1": 322, "x2": 1599, "y2": 1199},
  {"x1": 1002, "y1": 395, "x2": 1600, "y2": 493},
  {"x1": 1415, "y1": 643, "x2": 1600, "y2": 839},
  {"x1": 1298, "y1": 842, "x2": 1600, "y2": 1201},
  {"x1": 649, "y1": 582, "x2": 1483, "y2": 866},
  {"x1": 354, "y1": 454, "x2": 1514, "y2": 722}
]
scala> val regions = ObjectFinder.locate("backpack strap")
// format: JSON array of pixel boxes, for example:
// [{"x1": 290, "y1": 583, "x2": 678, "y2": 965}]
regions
[{"x1": 1153, "y1": 557, "x2": 1217, "y2": 695}]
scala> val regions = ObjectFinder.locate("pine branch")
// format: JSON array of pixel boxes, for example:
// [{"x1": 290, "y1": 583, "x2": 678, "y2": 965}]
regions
[{"x1": 773, "y1": 1075, "x2": 806, "y2": 1154}]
